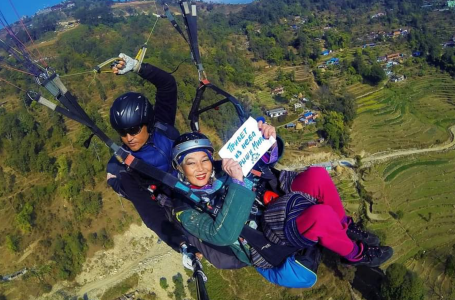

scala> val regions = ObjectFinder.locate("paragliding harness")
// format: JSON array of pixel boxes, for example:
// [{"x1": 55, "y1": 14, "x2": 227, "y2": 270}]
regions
[
  {"x1": 0, "y1": 5, "x2": 213, "y2": 296},
  {"x1": 0, "y1": 0, "x2": 318, "y2": 293}
]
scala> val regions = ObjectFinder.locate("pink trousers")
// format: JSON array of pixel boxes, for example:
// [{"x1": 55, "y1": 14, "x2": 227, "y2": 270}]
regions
[{"x1": 290, "y1": 167, "x2": 354, "y2": 256}]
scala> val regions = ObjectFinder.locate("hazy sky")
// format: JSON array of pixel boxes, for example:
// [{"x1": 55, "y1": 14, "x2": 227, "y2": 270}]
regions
[
  {"x1": 1, "y1": 0, "x2": 64, "y2": 24},
  {"x1": 0, "y1": 0, "x2": 254, "y2": 25}
]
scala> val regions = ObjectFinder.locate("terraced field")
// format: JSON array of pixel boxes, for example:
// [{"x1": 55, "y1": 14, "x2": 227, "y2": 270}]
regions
[
  {"x1": 361, "y1": 151, "x2": 455, "y2": 299},
  {"x1": 350, "y1": 73, "x2": 455, "y2": 154},
  {"x1": 333, "y1": 174, "x2": 362, "y2": 217}
]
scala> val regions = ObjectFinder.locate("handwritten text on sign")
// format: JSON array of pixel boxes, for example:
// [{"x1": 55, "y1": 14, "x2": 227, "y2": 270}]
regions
[{"x1": 219, "y1": 117, "x2": 276, "y2": 176}]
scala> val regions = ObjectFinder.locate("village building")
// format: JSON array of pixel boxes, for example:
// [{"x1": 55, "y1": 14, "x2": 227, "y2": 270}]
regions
[
  {"x1": 371, "y1": 12, "x2": 385, "y2": 18},
  {"x1": 294, "y1": 102, "x2": 303, "y2": 111},
  {"x1": 312, "y1": 162, "x2": 333, "y2": 171},
  {"x1": 307, "y1": 141, "x2": 318, "y2": 148},
  {"x1": 391, "y1": 75, "x2": 406, "y2": 82},
  {"x1": 325, "y1": 57, "x2": 339, "y2": 65},
  {"x1": 321, "y1": 49, "x2": 332, "y2": 56},
  {"x1": 386, "y1": 53, "x2": 401, "y2": 60},
  {"x1": 271, "y1": 86, "x2": 284, "y2": 95},
  {"x1": 266, "y1": 107, "x2": 287, "y2": 118},
  {"x1": 285, "y1": 123, "x2": 296, "y2": 129}
]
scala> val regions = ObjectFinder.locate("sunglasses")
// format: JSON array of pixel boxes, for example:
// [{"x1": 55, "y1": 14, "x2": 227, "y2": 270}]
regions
[{"x1": 117, "y1": 125, "x2": 144, "y2": 137}]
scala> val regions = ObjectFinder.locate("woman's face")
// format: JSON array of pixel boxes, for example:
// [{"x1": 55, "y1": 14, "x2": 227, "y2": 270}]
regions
[{"x1": 181, "y1": 151, "x2": 213, "y2": 187}]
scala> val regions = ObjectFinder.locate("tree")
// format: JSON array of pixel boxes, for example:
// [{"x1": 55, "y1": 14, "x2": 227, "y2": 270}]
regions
[
  {"x1": 53, "y1": 232, "x2": 88, "y2": 280},
  {"x1": 445, "y1": 255, "x2": 455, "y2": 278},
  {"x1": 172, "y1": 273, "x2": 186, "y2": 300},
  {"x1": 381, "y1": 263, "x2": 425, "y2": 300},
  {"x1": 366, "y1": 64, "x2": 387, "y2": 85},
  {"x1": 395, "y1": 210, "x2": 404, "y2": 220},
  {"x1": 160, "y1": 277, "x2": 169, "y2": 289},
  {"x1": 16, "y1": 202, "x2": 34, "y2": 233},
  {"x1": 5, "y1": 234, "x2": 20, "y2": 253},
  {"x1": 320, "y1": 111, "x2": 347, "y2": 150}
]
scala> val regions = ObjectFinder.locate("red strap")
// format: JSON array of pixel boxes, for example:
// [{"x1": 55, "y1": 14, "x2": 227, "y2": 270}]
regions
[
  {"x1": 124, "y1": 154, "x2": 135, "y2": 166},
  {"x1": 250, "y1": 169, "x2": 262, "y2": 177}
]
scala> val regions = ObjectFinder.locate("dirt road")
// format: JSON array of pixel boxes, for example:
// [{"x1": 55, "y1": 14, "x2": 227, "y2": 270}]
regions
[
  {"x1": 362, "y1": 125, "x2": 455, "y2": 165},
  {"x1": 40, "y1": 224, "x2": 189, "y2": 300}
]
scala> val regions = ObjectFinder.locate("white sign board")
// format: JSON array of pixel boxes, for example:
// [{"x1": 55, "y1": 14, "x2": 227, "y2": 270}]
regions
[{"x1": 219, "y1": 117, "x2": 276, "y2": 176}]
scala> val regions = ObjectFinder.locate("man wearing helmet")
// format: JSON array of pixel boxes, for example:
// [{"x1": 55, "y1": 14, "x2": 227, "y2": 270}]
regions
[
  {"x1": 106, "y1": 53, "x2": 184, "y2": 251},
  {"x1": 105, "y1": 54, "x2": 247, "y2": 270}
]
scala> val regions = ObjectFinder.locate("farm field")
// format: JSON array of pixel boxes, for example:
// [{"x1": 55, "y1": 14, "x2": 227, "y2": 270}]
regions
[
  {"x1": 360, "y1": 150, "x2": 455, "y2": 299},
  {"x1": 349, "y1": 72, "x2": 455, "y2": 155}
]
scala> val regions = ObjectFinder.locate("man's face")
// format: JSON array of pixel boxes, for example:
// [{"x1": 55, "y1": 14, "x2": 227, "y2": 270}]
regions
[{"x1": 120, "y1": 124, "x2": 149, "y2": 151}]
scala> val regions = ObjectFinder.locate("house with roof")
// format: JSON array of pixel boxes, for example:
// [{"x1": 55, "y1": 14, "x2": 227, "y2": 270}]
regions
[
  {"x1": 271, "y1": 86, "x2": 284, "y2": 95},
  {"x1": 312, "y1": 162, "x2": 333, "y2": 171},
  {"x1": 299, "y1": 117, "x2": 309, "y2": 124},
  {"x1": 294, "y1": 102, "x2": 303, "y2": 111},
  {"x1": 391, "y1": 75, "x2": 405, "y2": 82},
  {"x1": 285, "y1": 123, "x2": 296, "y2": 129},
  {"x1": 266, "y1": 107, "x2": 287, "y2": 118},
  {"x1": 290, "y1": 25, "x2": 300, "y2": 31},
  {"x1": 326, "y1": 57, "x2": 340, "y2": 65},
  {"x1": 386, "y1": 53, "x2": 401, "y2": 60},
  {"x1": 307, "y1": 141, "x2": 318, "y2": 148},
  {"x1": 371, "y1": 12, "x2": 385, "y2": 18},
  {"x1": 321, "y1": 49, "x2": 332, "y2": 56}
]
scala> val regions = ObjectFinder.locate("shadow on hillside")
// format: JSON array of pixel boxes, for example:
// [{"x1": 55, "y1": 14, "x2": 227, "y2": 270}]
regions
[
  {"x1": 323, "y1": 251, "x2": 385, "y2": 300},
  {"x1": 352, "y1": 266, "x2": 385, "y2": 300}
]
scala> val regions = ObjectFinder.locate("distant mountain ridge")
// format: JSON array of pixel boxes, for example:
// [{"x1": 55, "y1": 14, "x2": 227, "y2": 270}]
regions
[{"x1": 201, "y1": 0, "x2": 253, "y2": 4}]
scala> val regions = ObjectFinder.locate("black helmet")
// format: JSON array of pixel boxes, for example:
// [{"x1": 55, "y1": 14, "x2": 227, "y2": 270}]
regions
[
  {"x1": 172, "y1": 132, "x2": 214, "y2": 169},
  {"x1": 110, "y1": 92, "x2": 154, "y2": 132}
]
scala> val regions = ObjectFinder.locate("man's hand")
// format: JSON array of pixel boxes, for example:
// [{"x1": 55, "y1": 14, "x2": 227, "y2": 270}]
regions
[
  {"x1": 180, "y1": 243, "x2": 201, "y2": 271},
  {"x1": 112, "y1": 53, "x2": 141, "y2": 74}
]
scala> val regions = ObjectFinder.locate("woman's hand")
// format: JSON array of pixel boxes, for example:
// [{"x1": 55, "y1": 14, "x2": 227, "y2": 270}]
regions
[
  {"x1": 257, "y1": 120, "x2": 277, "y2": 147},
  {"x1": 222, "y1": 158, "x2": 244, "y2": 182}
]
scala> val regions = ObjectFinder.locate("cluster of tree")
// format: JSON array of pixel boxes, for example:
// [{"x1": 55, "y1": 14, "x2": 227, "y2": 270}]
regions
[
  {"x1": 0, "y1": 166, "x2": 15, "y2": 197},
  {"x1": 352, "y1": 50, "x2": 387, "y2": 85},
  {"x1": 0, "y1": 108, "x2": 54, "y2": 173},
  {"x1": 323, "y1": 29, "x2": 351, "y2": 51},
  {"x1": 14, "y1": 13, "x2": 59, "y2": 42},
  {"x1": 172, "y1": 273, "x2": 186, "y2": 300},
  {"x1": 72, "y1": 0, "x2": 116, "y2": 26},
  {"x1": 52, "y1": 231, "x2": 88, "y2": 280},
  {"x1": 87, "y1": 228, "x2": 114, "y2": 249},
  {"x1": 267, "y1": 69, "x2": 308, "y2": 102},
  {"x1": 446, "y1": 254, "x2": 455, "y2": 278},
  {"x1": 381, "y1": 263, "x2": 425, "y2": 300},
  {"x1": 316, "y1": 85, "x2": 356, "y2": 150},
  {"x1": 407, "y1": 30, "x2": 455, "y2": 76}
]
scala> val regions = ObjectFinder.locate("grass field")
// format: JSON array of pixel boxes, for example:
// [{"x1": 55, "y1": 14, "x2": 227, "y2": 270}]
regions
[
  {"x1": 361, "y1": 150, "x2": 455, "y2": 298},
  {"x1": 349, "y1": 72, "x2": 455, "y2": 154}
]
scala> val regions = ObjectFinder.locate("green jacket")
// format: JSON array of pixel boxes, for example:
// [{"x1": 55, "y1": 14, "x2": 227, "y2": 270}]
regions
[{"x1": 175, "y1": 181, "x2": 256, "y2": 265}]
